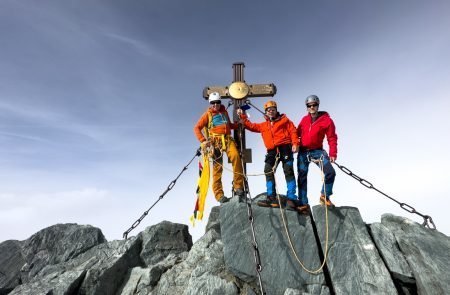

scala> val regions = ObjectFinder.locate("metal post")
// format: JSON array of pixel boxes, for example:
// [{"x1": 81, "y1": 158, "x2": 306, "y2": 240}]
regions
[{"x1": 232, "y1": 62, "x2": 247, "y2": 174}]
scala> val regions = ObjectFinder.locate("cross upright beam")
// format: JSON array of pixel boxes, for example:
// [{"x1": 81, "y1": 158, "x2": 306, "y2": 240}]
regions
[{"x1": 203, "y1": 62, "x2": 277, "y2": 173}]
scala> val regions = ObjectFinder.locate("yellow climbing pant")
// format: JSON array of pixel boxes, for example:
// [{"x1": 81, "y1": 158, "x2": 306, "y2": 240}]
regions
[{"x1": 211, "y1": 136, "x2": 244, "y2": 200}]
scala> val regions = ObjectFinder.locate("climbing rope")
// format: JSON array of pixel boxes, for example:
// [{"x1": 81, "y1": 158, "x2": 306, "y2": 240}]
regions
[
  {"x1": 333, "y1": 162, "x2": 436, "y2": 229},
  {"x1": 122, "y1": 148, "x2": 201, "y2": 239},
  {"x1": 274, "y1": 154, "x2": 330, "y2": 274},
  {"x1": 210, "y1": 106, "x2": 331, "y2": 278}
]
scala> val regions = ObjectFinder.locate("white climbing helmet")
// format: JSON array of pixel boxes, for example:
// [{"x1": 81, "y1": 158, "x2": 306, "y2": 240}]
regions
[{"x1": 208, "y1": 92, "x2": 221, "y2": 103}]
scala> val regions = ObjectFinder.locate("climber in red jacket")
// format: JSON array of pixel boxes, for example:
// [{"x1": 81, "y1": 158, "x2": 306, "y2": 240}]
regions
[{"x1": 297, "y1": 95, "x2": 337, "y2": 207}]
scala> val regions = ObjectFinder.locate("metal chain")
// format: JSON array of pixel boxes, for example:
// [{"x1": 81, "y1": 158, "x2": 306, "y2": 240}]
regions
[
  {"x1": 333, "y1": 161, "x2": 436, "y2": 229},
  {"x1": 237, "y1": 120, "x2": 266, "y2": 295},
  {"x1": 123, "y1": 148, "x2": 201, "y2": 239}
]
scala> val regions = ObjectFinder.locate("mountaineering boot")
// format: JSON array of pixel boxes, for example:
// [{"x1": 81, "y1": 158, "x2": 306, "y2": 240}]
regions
[
  {"x1": 218, "y1": 195, "x2": 230, "y2": 204},
  {"x1": 234, "y1": 188, "x2": 245, "y2": 202},
  {"x1": 286, "y1": 199, "x2": 310, "y2": 215},
  {"x1": 257, "y1": 196, "x2": 280, "y2": 208},
  {"x1": 320, "y1": 194, "x2": 335, "y2": 207}
]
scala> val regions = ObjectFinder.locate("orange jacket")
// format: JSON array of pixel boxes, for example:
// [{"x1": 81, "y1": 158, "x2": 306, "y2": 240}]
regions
[
  {"x1": 240, "y1": 113, "x2": 299, "y2": 150},
  {"x1": 194, "y1": 105, "x2": 237, "y2": 142}
]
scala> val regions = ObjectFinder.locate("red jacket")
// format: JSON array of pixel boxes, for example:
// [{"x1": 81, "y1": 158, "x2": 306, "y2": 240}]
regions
[
  {"x1": 296, "y1": 111, "x2": 338, "y2": 158},
  {"x1": 240, "y1": 113, "x2": 299, "y2": 150}
]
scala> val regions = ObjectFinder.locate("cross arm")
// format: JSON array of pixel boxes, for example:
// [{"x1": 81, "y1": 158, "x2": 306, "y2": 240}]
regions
[{"x1": 202, "y1": 83, "x2": 277, "y2": 100}]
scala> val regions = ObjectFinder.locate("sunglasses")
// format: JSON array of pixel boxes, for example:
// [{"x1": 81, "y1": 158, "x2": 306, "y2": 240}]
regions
[
  {"x1": 210, "y1": 101, "x2": 221, "y2": 105},
  {"x1": 307, "y1": 104, "x2": 318, "y2": 108}
]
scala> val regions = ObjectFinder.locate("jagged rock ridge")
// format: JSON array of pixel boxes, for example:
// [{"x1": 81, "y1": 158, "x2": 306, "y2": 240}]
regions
[{"x1": 0, "y1": 202, "x2": 449, "y2": 295}]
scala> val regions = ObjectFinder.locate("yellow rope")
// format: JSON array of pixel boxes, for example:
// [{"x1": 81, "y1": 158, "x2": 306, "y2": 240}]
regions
[{"x1": 275, "y1": 156, "x2": 330, "y2": 274}]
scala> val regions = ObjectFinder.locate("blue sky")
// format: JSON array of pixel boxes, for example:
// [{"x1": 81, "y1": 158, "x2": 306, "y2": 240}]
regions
[{"x1": 1, "y1": 0, "x2": 449, "y2": 243}]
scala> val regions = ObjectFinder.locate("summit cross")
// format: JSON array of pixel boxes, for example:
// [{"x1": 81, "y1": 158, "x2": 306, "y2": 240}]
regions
[{"x1": 202, "y1": 62, "x2": 277, "y2": 172}]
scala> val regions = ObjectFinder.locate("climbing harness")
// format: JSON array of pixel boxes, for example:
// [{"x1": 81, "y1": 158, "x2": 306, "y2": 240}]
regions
[
  {"x1": 275, "y1": 153, "x2": 331, "y2": 274},
  {"x1": 122, "y1": 148, "x2": 201, "y2": 239},
  {"x1": 333, "y1": 162, "x2": 436, "y2": 230}
]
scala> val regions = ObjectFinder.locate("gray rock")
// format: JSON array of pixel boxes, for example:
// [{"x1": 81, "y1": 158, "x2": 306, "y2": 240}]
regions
[
  {"x1": 312, "y1": 205, "x2": 397, "y2": 294},
  {"x1": 370, "y1": 222, "x2": 416, "y2": 292},
  {"x1": 139, "y1": 221, "x2": 192, "y2": 266},
  {"x1": 284, "y1": 288, "x2": 303, "y2": 295},
  {"x1": 9, "y1": 269, "x2": 87, "y2": 295},
  {"x1": 381, "y1": 214, "x2": 450, "y2": 295},
  {"x1": 20, "y1": 223, "x2": 106, "y2": 282},
  {"x1": 151, "y1": 227, "x2": 237, "y2": 295},
  {"x1": 282, "y1": 284, "x2": 330, "y2": 294},
  {"x1": 2, "y1": 206, "x2": 449, "y2": 295},
  {"x1": 11, "y1": 237, "x2": 141, "y2": 295},
  {"x1": 220, "y1": 201, "x2": 327, "y2": 295},
  {"x1": 77, "y1": 238, "x2": 142, "y2": 295},
  {"x1": 0, "y1": 240, "x2": 25, "y2": 294},
  {"x1": 119, "y1": 267, "x2": 153, "y2": 295},
  {"x1": 205, "y1": 206, "x2": 221, "y2": 234},
  {"x1": 119, "y1": 254, "x2": 185, "y2": 294}
]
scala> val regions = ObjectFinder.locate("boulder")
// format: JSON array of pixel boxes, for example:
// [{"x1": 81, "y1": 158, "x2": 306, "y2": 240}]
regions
[
  {"x1": 220, "y1": 201, "x2": 328, "y2": 295},
  {"x1": 150, "y1": 226, "x2": 238, "y2": 295},
  {"x1": 370, "y1": 222, "x2": 416, "y2": 293},
  {"x1": 139, "y1": 221, "x2": 192, "y2": 266},
  {"x1": 10, "y1": 237, "x2": 141, "y2": 295},
  {"x1": 0, "y1": 240, "x2": 25, "y2": 294},
  {"x1": 20, "y1": 223, "x2": 106, "y2": 282},
  {"x1": 312, "y1": 205, "x2": 397, "y2": 294},
  {"x1": 380, "y1": 214, "x2": 450, "y2": 295}
]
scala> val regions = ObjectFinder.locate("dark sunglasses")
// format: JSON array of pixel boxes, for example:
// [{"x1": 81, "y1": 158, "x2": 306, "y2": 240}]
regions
[
  {"x1": 307, "y1": 103, "x2": 318, "y2": 108},
  {"x1": 210, "y1": 101, "x2": 221, "y2": 105}
]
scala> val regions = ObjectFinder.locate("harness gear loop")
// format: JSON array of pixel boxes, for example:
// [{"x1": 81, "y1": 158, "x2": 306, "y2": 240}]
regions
[
  {"x1": 307, "y1": 152, "x2": 324, "y2": 164},
  {"x1": 122, "y1": 148, "x2": 201, "y2": 240},
  {"x1": 333, "y1": 161, "x2": 437, "y2": 230}
]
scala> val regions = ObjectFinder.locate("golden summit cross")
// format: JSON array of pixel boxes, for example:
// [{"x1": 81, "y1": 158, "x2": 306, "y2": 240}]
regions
[{"x1": 202, "y1": 62, "x2": 277, "y2": 172}]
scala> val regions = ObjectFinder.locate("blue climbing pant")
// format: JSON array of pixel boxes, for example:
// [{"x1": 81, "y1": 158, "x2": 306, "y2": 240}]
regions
[
  {"x1": 297, "y1": 149, "x2": 336, "y2": 205},
  {"x1": 264, "y1": 144, "x2": 297, "y2": 200}
]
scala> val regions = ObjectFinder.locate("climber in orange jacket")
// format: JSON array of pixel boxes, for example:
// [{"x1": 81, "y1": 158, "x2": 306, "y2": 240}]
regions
[
  {"x1": 238, "y1": 101, "x2": 307, "y2": 213},
  {"x1": 194, "y1": 92, "x2": 245, "y2": 204}
]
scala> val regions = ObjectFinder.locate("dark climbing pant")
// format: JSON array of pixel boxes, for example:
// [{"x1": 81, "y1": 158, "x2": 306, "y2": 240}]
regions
[
  {"x1": 297, "y1": 149, "x2": 336, "y2": 205},
  {"x1": 264, "y1": 144, "x2": 297, "y2": 200}
]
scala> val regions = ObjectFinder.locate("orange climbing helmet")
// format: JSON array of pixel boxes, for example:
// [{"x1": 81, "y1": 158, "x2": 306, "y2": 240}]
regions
[{"x1": 264, "y1": 100, "x2": 277, "y2": 111}]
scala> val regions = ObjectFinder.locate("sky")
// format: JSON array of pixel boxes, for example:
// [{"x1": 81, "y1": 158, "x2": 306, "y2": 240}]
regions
[{"x1": 1, "y1": 0, "x2": 449, "y2": 243}]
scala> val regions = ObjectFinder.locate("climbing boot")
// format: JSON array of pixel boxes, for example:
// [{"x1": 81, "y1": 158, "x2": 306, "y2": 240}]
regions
[
  {"x1": 319, "y1": 194, "x2": 335, "y2": 207},
  {"x1": 234, "y1": 188, "x2": 246, "y2": 202},
  {"x1": 297, "y1": 204, "x2": 311, "y2": 215},
  {"x1": 286, "y1": 200, "x2": 310, "y2": 214},
  {"x1": 257, "y1": 196, "x2": 280, "y2": 208},
  {"x1": 218, "y1": 196, "x2": 230, "y2": 204}
]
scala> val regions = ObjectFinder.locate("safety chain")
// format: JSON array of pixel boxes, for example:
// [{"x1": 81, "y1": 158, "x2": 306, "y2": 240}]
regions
[
  {"x1": 333, "y1": 162, "x2": 436, "y2": 230},
  {"x1": 237, "y1": 123, "x2": 266, "y2": 295},
  {"x1": 123, "y1": 148, "x2": 201, "y2": 239}
]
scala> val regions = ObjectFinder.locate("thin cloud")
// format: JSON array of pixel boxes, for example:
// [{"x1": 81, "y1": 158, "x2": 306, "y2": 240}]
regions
[{"x1": 103, "y1": 32, "x2": 172, "y2": 65}]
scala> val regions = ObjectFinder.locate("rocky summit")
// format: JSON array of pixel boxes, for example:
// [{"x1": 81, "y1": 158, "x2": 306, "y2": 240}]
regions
[{"x1": 0, "y1": 201, "x2": 449, "y2": 295}]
